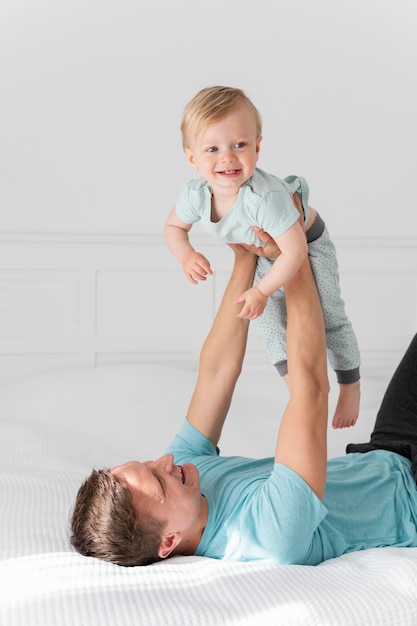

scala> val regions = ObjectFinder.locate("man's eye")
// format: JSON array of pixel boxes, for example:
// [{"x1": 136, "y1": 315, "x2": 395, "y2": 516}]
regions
[{"x1": 154, "y1": 472, "x2": 165, "y2": 494}]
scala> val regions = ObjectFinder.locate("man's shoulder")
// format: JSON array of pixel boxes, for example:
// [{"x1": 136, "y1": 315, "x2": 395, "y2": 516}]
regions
[{"x1": 166, "y1": 419, "x2": 218, "y2": 460}]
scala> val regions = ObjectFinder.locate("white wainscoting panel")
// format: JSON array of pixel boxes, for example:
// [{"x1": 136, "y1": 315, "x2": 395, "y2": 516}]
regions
[{"x1": 0, "y1": 232, "x2": 416, "y2": 385}]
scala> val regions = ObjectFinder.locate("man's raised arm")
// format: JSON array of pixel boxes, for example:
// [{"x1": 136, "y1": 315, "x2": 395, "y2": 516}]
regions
[
  {"x1": 275, "y1": 257, "x2": 330, "y2": 499},
  {"x1": 185, "y1": 248, "x2": 256, "y2": 447}
]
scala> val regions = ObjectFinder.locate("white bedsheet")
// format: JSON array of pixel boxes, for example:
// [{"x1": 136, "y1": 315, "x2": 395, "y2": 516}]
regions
[{"x1": 1, "y1": 364, "x2": 417, "y2": 626}]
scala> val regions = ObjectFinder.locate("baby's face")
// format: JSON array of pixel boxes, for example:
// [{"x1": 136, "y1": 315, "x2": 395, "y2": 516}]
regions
[{"x1": 185, "y1": 103, "x2": 262, "y2": 197}]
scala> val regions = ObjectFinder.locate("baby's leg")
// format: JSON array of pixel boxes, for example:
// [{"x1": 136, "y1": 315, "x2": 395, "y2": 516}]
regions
[
  {"x1": 253, "y1": 257, "x2": 288, "y2": 367},
  {"x1": 332, "y1": 380, "x2": 361, "y2": 429},
  {"x1": 308, "y1": 224, "x2": 361, "y2": 429}
]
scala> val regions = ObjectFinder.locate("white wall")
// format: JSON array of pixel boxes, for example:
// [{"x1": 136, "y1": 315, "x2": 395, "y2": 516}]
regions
[
  {"x1": 1, "y1": 0, "x2": 416, "y2": 238},
  {"x1": 1, "y1": 1, "x2": 416, "y2": 385}
]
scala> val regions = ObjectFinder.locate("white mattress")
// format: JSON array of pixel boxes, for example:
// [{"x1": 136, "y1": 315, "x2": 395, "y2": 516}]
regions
[{"x1": 1, "y1": 363, "x2": 417, "y2": 626}]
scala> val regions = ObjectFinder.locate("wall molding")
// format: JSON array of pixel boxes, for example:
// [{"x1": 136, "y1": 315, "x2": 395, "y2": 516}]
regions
[
  {"x1": 1, "y1": 230, "x2": 417, "y2": 249},
  {"x1": 0, "y1": 231, "x2": 416, "y2": 385}
]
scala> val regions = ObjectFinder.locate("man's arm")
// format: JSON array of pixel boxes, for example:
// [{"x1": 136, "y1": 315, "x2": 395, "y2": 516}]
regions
[
  {"x1": 247, "y1": 212, "x2": 329, "y2": 499},
  {"x1": 275, "y1": 257, "x2": 329, "y2": 499},
  {"x1": 185, "y1": 247, "x2": 256, "y2": 447}
]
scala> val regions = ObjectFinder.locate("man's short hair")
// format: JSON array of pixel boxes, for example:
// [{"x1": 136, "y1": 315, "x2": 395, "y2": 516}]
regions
[{"x1": 70, "y1": 468, "x2": 165, "y2": 567}]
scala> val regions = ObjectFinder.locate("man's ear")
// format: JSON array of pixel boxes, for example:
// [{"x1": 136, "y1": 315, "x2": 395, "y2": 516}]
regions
[
  {"x1": 185, "y1": 148, "x2": 198, "y2": 170},
  {"x1": 158, "y1": 532, "x2": 181, "y2": 559}
]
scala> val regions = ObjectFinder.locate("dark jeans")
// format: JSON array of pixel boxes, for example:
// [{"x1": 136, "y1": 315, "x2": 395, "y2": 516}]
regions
[{"x1": 347, "y1": 334, "x2": 417, "y2": 482}]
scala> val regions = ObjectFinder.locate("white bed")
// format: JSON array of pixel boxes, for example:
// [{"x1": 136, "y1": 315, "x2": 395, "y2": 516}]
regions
[{"x1": 1, "y1": 360, "x2": 417, "y2": 626}]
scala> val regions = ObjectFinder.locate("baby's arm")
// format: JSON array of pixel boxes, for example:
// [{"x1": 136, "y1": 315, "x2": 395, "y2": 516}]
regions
[
  {"x1": 257, "y1": 221, "x2": 308, "y2": 296},
  {"x1": 235, "y1": 220, "x2": 308, "y2": 319},
  {"x1": 164, "y1": 207, "x2": 213, "y2": 285}
]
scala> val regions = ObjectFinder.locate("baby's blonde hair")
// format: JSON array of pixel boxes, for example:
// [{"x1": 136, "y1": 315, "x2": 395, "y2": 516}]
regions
[{"x1": 180, "y1": 86, "x2": 263, "y2": 150}]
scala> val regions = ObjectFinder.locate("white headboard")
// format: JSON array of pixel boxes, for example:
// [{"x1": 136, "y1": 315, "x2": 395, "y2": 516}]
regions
[{"x1": 1, "y1": 232, "x2": 416, "y2": 386}]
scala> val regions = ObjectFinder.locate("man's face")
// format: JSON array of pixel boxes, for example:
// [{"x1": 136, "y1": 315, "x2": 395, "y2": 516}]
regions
[{"x1": 111, "y1": 454, "x2": 203, "y2": 541}]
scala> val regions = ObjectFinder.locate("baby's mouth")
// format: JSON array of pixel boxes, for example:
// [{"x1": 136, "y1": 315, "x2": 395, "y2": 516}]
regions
[{"x1": 218, "y1": 169, "x2": 241, "y2": 175}]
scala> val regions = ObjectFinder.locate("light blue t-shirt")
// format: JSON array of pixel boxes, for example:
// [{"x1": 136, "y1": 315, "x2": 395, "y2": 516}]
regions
[
  {"x1": 175, "y1": 168, "x2": 310, "y2": 247},
  {"x1": 167, "y1": 419, "x2": 417, "y2": 565}
]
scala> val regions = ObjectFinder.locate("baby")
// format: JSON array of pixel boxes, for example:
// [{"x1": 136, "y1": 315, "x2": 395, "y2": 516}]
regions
[{"x1": 165, "y1": 85, "x2": 360, "y2": 428}]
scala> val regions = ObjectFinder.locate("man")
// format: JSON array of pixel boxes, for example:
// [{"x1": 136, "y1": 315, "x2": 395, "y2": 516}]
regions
[{"x1": 71, "y1": 233, "x2": 417, "y2": 567}]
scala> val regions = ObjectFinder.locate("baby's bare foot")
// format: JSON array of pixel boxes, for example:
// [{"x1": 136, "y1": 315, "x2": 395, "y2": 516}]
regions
[{"x1": 332, "y1": 381, "x2": 360, "y2": 429}]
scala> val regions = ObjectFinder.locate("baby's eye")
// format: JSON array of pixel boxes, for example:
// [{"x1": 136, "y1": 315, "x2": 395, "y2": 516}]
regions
[
  {"x1": 234, "y1": 142, "x2": 246, "y2": 149},
  {"x1": 207, "y1": 146, "x2": 218, "y2": 153}
]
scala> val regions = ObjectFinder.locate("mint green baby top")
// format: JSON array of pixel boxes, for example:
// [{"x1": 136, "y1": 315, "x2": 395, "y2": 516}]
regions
[{"x1": 175, "y1": 168, "x2": 310, "y2": 247}]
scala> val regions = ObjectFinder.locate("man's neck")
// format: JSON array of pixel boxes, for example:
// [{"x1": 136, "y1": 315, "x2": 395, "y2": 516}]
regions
[{"x1": 175, "y1": 494, "x2": 208, "y2": 556}]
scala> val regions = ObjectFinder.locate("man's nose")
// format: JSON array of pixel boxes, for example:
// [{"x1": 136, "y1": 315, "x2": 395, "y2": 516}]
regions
[{"x1": 156, "y1": 454, "x2": 174, "y2": 473}]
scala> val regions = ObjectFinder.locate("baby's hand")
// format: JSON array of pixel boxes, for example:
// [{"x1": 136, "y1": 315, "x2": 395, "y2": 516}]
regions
[
  {"x1": 235, "y1": 286, "x2": 268, "y2": 319},
  {"x1": 182, "y1": 251, "x2": 213, "y2": 285}
]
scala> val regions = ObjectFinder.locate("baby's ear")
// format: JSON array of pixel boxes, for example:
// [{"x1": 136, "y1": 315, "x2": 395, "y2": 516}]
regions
[
  {"x1": 256, "y1": 135, "x2": 262, "y2": 155},
  {"x1": 185, "y1": 148, "x2": 198, "y2": 170}
]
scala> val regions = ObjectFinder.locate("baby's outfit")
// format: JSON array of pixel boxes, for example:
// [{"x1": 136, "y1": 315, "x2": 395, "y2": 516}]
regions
[{"x1": 175, "y1": 168, "x2": 360, "y2": 383}]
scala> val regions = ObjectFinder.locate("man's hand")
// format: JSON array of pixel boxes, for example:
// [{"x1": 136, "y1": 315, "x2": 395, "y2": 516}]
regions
[
  {"x1": 241, "y1": 226, "x2": 281, "y2": 260},
  {"x1": 242, "y1": 193, "x2": 304, "y2": 260},
  {"x1": 227, "y1": 243, "x2": 255, "y2": 258},
  {"x1": 182, "y1": 250, "x2": 213, "y2": 285}
]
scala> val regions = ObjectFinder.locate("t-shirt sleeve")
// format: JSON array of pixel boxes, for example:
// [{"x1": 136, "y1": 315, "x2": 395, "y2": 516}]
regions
[
  {"x1": 253, "y1": 191, "x2": 300, "y2": 238},
  {"x1": 175, "y1": 181, "x2": 206, "y2": 224},
  {"x1": 245, "y1": 463, "x2": 327, "y2": 564},
  {"x1": 166, "y1": 418, "x2": 218, "y2": 464}
]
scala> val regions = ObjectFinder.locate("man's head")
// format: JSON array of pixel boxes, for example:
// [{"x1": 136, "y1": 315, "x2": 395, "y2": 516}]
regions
[
  {"x1": 70, "y1": 468, "x2": 165, "y2": 566},
  {"x1": 70, "y1": 454, "x2": 207, "y2": 566}
]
